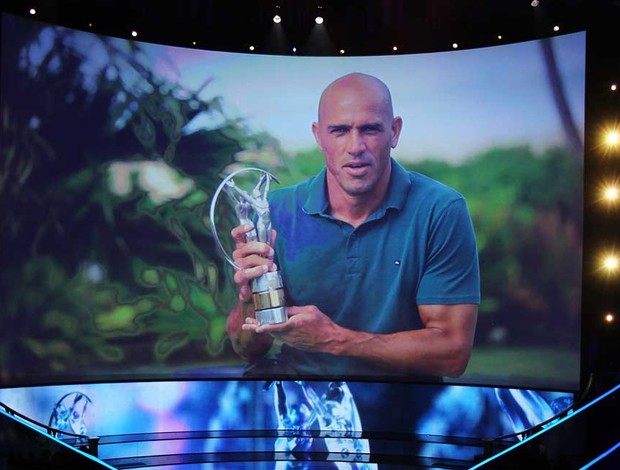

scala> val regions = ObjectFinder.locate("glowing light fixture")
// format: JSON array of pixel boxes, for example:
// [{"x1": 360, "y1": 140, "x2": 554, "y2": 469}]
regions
[
  {"x1": 392, "y1": 46, "x2": 398, "y2": 51},
  {"x1": 601, "y1": 254, "x2": 619, "y2": 273},
  {"x1": 339, "y1": 49, "x2": 345, "y2": 54},
  {"x1": 553, "y1": 25, "x2": 560, "y2": 32},
  {"x1": 602, "y1": 184, "x2": 620, "y2": 203},
  {"x1": 29, "y1": 7, "x2": 36, "y2": 15},
  {"x1": 531, "y1": 0, "x2": 540, "y2": 7},
  {"x1": 605, "y1": 129, "x2": 620, "y2": 147},
  {"x1": 452, "y1": 43, "x2": 459, "y2": 49},
  {"x1": 131, "y1": 30, "x2": 138, "y2": 37},
  {"x1": 249, "y1": 45, "x2": 255, "y2": 51},
  {"x1": 315, "y1": 16, "x2": 324, "y2": 24},
  {"x1": 605, "y1": 312, "x2": 615, "y2": 323},
  {"x1": 498, "y1": 35, "x2": 503, "y2": 40},
  {"x1": 612, "y1": 84, "x2": 618, "y2": 91},
  {"x1": 273, "y1": 14, "x2": 282, "y2": 23}
]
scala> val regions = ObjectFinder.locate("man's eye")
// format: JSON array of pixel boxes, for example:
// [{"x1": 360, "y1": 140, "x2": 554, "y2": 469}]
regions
[{"x1": 330, "y1": 128, "x2": 348, "y2": 135}]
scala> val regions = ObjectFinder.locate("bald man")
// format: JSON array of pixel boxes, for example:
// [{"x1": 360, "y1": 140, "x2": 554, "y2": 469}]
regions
[{"x1": 227, "y1": 73, "x2": 480, "y2": 381}]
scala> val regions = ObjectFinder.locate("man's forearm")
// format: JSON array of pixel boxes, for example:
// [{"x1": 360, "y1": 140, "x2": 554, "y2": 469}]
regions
[
  {"x1": 330, "y1": 326, "x2": 473, "y2": 377},
  {"x1": 226, "y1": 300, "x2": 273, "y2": 362}
]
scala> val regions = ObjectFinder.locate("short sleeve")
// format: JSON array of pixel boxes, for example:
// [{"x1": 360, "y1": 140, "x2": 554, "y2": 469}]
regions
[{"x1": 416, "y1": 197, "x2": 480, "y2": 305}]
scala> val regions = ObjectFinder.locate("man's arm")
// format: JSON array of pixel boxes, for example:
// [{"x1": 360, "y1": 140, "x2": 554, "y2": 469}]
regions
[
  {"x1": 244, "y1": 303, "x2": 478, "y2": 377},
  {"x1": 226, "y1": 224, "x2": 275, "y2": 361}
]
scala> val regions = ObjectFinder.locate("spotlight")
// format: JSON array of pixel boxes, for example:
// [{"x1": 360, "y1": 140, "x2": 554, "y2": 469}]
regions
[
  {"x1": 131, "y1": 30, "x2": 138, "y2": 38},
  {"x1": 612, "y1": 84, "x2": 617, "y2": 91},
  {"x1": 605, "y1": 129, "x2": 620, "y2": 147},
  {"x1": 601, "y1": 254, "x2": 619, "y2": 273},
  {"x1": 605, "y1": 312, "x2": 616, "y2": 324},
  {"x1": 315, "y1": 16, "x2": 324, "y2": 24},
  {"x1": 602, "y1": 184, "x2": 620, "y2": 203},
  {"x1": 249, "y1": 45, "x2": 255, "y2": 51},
  {"x1": 531, "y1": 0, "x2": 539, "y2": 7},
  {"x1": 192, "y1": 41, "x2": 197, "y2": 46},
  {"x1": 29, "y1": 7, "x2": 36, "y2": 15},
  {"x1": 339, "y1": 49, "x2": 345, "y2": 54},
  {"x1": 498, "y1": 35, "x2": 503, "y2": 40},
  {"x1": 553, "y1": 25, "x2": 560, "y2": 32},
  {"x1": 273, "y1": 14, "x2": 281, "y2": 24},
  {"x1": 452, "y1": 43, "x2": 459, "y2": 49},
  {"x1": 292, "y1": 46, "x2": 297, "y2": 53},
  {"x1": 392, "y1": 46, "x2": 398, "y2": 51}
]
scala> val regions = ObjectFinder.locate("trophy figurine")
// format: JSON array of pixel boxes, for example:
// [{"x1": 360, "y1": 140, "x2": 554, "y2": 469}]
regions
[{"x1": 209, "y1": 168, "x2": 287, "y2": 325}]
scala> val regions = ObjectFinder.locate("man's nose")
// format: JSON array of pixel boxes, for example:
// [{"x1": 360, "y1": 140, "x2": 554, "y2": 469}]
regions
[{"x1": 346, "y1": 131, "x2": 366, "y2": 155}]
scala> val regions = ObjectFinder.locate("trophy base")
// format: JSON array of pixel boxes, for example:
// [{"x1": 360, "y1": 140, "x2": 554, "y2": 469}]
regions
[{"x1": 256, "y1": 306, "x2": 287, "y2": 325}]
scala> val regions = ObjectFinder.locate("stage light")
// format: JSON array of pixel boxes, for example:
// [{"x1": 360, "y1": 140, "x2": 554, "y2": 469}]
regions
[
  {"x1": 605, "y1": 312, "x2": 616, "y2": 324},
  {"x1": 553, "y1": 25, "x2": 560, "y2": 32},
  {"x1": 131, "y1": 30, "x2": 138, "y2": 38},
  {"x1": 452, "y1": 43, "x2": 459, "y2": 49},
  {"x1": 531, "y1": 0, "x2": 539, "y2": 7},
  {"x1": 604, "y1": 129, "x2": 620, "y2": 147},
  {"x1": 601, "y1": 184, "x2": 620, "y2": 203},
  {"x1": 273, "y1": 14, "x2": 281, "y2": 24},
  {"x1": 29, "y1": 7, "x2": 36, "y2": 15},
  {"x1": 315, "y1": 16, "x2": 324, "y2": 25},
  {"x1": 612, "y1": 84, "x2": 618, "y2": 91},
  {"x1": 601, "y1": 254, "x2": 619, "y2": 273}
]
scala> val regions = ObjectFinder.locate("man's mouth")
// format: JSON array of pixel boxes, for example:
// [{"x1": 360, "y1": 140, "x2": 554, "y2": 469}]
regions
[{"x1": 343, "y1": 162, "x2": 371, "y2": 176}]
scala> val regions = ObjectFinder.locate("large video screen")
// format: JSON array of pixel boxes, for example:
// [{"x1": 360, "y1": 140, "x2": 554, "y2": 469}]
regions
[{"x1": 0, "y1": 13, "x2": 584, "y2": 389}]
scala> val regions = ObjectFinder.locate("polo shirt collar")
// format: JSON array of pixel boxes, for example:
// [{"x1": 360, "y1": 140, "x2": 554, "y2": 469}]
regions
[{"x1": 302, "y1": 158, "x2": 411, "y2": 218}]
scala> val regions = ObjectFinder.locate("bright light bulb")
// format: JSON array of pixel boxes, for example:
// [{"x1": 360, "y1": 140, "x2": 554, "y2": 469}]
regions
[
  {"x1": 273, "y1": 15, "x2": 281, "y2": 24},
  {"x1": 249, "y1": 45, "x2": 255, "y2": 51},
  {"x1": 603, "y1": 186, "x2": 620, "y2": 202},
  {"x1": 602, "y1": 255, "x2": 619, "y2": 272},
  {"x1": 452, "y1": 43, "x2": 459, "y2": 49},
  {"x1": 605, "y1": 130, "x2": 620, "y2": 147},
  {"x1": 392, "y1": 46, "x2": 398, "y2": 51},
  {"x1": 605, "y1": 313, "x2": 615, "y2": 323},
  {"x1": 553, "y1": 25, "x2": 560, "y2": 32},
  {"x1": 315, "y1": 16, "x2": 323, "y2": 25},
  {"x1": 531, "y1": 0, "x2": 539, "y2": 7},
  {"x1": 131, "y1": 30, "x2": 138, "y2": 37},
  {"x1": 29, "y1": 8, "x2": 36, "y2": 15},
  {"x1": 612, "y1": 84, "x2": 618, "y2": 91},
  {"x1": 339, "y1": 49, "x2": 345, "y2": 54}
]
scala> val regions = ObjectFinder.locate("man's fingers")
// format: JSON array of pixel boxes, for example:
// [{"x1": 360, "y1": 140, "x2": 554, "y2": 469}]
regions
[
  {"x1": 234, "y1": 265, "x2": 268, "y2": 285},
  {"x1": 233, "y1": 242, "x2": 274, "y2": 262},
  {"x1": 231, "y1": 224, "x2": 256, "y2": 248}
]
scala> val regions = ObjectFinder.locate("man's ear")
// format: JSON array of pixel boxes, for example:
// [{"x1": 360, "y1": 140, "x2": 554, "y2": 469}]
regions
[
  {"x1": 312, "y1": 121, "x2": 322, "y2": 150},
  {"x1": 391, "y1": 116, "x2": 403, "y2": 149}
]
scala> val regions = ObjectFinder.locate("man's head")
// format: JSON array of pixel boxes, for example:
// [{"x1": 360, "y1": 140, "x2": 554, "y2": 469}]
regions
[{"x1": 312, "y1": 73, "x2": 402, "y2": 203}]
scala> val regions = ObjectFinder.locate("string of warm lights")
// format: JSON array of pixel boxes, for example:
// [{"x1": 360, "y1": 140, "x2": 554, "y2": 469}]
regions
[{"x1": 23, "y1": 3, "x2": 576, "y2": 55}]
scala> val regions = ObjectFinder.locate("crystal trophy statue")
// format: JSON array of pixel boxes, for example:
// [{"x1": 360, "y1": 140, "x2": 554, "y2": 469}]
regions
[{"x1": 209, "y1": 167, "x2": 287, "y2": 325}]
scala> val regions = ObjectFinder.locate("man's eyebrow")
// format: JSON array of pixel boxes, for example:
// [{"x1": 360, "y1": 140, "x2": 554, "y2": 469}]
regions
[
  {"x1": 358, "y1": 122, "x2": 385, "y2": 131},
  {"x1": 327, "y1": 124, "x2": 352, "y2": 132}
]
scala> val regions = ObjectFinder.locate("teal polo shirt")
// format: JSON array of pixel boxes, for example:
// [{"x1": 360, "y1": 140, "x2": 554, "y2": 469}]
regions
[{"x1": 267, "y1": 159, "x2": 480, "y2": 380}]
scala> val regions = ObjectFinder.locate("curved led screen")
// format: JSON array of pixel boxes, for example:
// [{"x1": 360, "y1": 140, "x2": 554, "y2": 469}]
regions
[{"x1": 0, "y1": 13, "x2": 584, "y2": 389}]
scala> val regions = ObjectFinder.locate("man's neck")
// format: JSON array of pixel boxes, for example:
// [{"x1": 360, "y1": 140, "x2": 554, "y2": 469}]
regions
[{"x1": 326, "y1": 165, "x2": 391, "y2": 228}]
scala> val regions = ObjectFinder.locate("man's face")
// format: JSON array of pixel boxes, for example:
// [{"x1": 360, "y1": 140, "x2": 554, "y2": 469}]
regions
[{"x1": 312, "y1": 80, "x2": 402, "y2": 199}]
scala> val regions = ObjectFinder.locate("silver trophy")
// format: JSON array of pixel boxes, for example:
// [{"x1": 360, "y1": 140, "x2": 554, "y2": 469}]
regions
[{"x1": 209, "y1": 167, "x2": 287, "y2": 325}]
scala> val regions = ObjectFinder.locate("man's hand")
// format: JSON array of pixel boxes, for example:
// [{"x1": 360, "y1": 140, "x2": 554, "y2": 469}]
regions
[
  {"x1": 243, "y1": 305, "x2": 345, "y2": 354},
  {"x1": 226, "y1": 223, "x2": 277, "y2": 361},
  {"x1": 231, "y1": 224, "x2": 277, "y2": 302}
]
